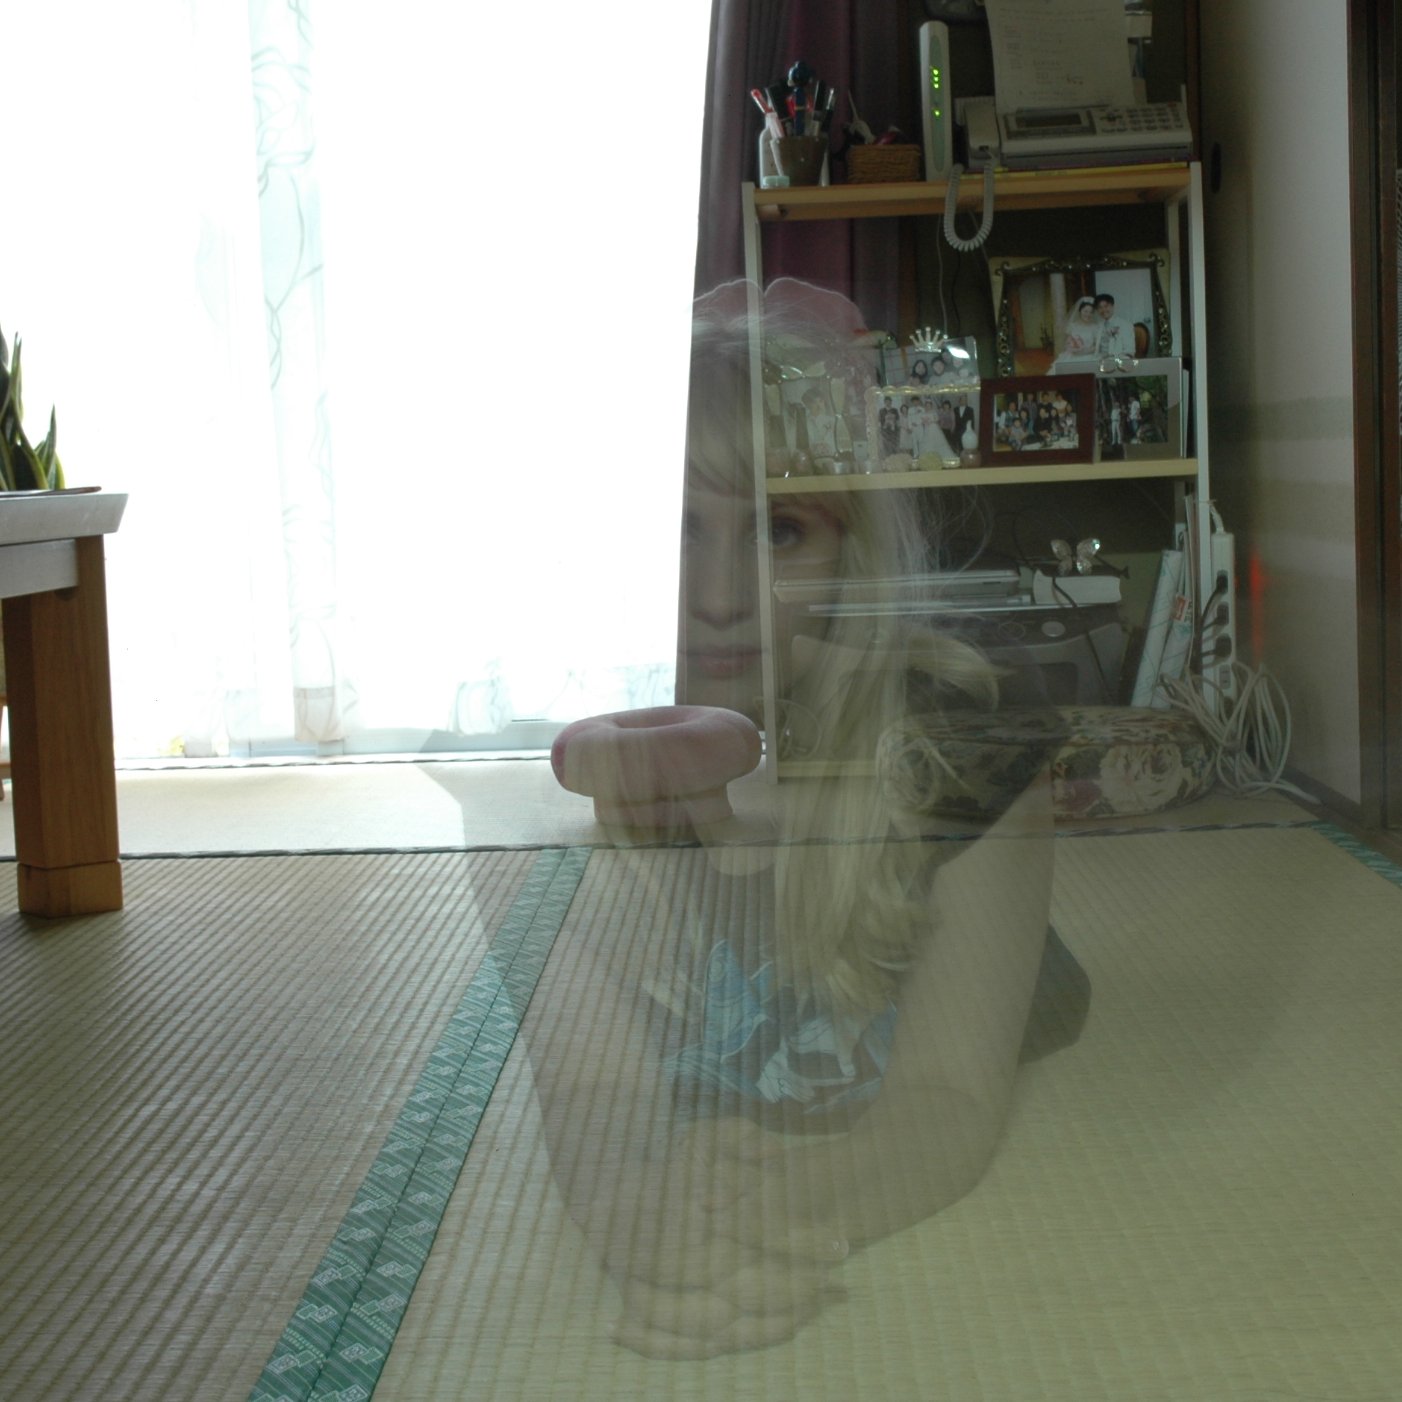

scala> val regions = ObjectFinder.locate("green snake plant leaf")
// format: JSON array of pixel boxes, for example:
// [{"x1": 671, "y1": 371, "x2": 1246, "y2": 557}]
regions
[
  {"x1": 35, "y1": 408, "x2": 61, "y2": 490},
  {"x1": 0, "y1": 426, "x2": 16, "y2": 492},
  {"x1": 1, "y1": 331, "x2": 65, "y2": 491}
]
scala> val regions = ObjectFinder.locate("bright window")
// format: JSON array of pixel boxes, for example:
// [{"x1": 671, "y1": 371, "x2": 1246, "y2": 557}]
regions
[{"x1": 1, "y1": 2, "x2": 711, "y2": 757}]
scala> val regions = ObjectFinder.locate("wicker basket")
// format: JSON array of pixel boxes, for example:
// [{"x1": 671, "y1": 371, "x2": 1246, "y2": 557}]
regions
[{"x1": 846, "y1": 143, "x2": 922, "y2": 183}]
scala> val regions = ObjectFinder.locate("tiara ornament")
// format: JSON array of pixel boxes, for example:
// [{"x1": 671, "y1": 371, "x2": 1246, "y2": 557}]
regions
[{"x1": 908, "y1": 327, "x2": 950, "y2": 353}]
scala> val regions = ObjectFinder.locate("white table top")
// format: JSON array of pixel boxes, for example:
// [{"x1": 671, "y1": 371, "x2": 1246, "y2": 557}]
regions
[{"x1": 0, "y1": 490, "x2": 127, "y2": 548}]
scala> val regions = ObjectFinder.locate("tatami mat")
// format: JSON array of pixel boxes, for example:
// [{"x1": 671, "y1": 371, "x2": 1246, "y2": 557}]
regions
[
  {"x1": 0, "y1": 850, "x2": 537, "y2": 1400},
  {"x1": 364, "y1": 826, "x2": 1402, "y2": 1401},
  {"x1": 0, "y1": 756, "x2": 1319, "y2": 859},
  {"x1": 1, "y1": 759, "x2": 1396, "y2": 1401}
]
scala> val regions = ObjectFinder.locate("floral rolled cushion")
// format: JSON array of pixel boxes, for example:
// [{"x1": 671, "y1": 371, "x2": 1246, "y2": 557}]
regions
[{"x1": 877, "y1": 705, "x2": 1213, "y2": 821}]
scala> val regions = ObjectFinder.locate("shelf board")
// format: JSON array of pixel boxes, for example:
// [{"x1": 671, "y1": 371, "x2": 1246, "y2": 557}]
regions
[
  {"x1": 765, "y1": 457, "x2": 1198, "y2": 493},
  {"x1": 750, "y1": 163, "x2": 1191, "y2": 222}
]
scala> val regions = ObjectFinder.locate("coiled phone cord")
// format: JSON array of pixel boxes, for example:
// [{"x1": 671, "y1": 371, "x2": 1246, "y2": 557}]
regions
[{"x1": 942, "y1": 163, "x2": 995, "y2": 251}]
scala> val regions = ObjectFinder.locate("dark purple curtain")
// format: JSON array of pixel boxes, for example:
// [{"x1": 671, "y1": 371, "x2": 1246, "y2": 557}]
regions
[
  {"x1": 678, "y1": 0, "x2": 917, "y2": 711},
  {"x1": 691, "y1": 0, "x2": 915, "y2": 330}
]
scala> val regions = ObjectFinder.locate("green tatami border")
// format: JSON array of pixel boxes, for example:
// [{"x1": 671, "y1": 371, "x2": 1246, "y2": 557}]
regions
[
  {"x1": 1310, "y1": 820, "x2": 1402, "y2": 889},
  {"x1": 244, "y1": 818, "x2": 1400, "y2": 1401},
  {"x1": 248, "y1": 846, "x2": 591, "y2": 1402}
]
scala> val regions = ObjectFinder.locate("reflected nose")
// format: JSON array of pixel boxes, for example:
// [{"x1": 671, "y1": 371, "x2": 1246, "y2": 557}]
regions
[{"x1": 688, "y1": 535, "x2": 756, "y2": 629}]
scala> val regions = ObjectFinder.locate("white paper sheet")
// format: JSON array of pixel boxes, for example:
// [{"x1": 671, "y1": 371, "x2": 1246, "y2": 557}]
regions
[{"x1": 984, "y1": 0, "x2": 1135, "y2": 112}]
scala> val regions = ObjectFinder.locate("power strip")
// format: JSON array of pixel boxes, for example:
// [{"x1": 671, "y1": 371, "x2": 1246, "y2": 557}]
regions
[{"x1": 1200, "y1": 526, "x2": 1238, "y2": 711}]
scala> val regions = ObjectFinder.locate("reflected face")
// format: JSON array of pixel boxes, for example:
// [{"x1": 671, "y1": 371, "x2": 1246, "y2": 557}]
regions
[{"x1": 680, "y1": 480, "x2": 845, "y2": 715}]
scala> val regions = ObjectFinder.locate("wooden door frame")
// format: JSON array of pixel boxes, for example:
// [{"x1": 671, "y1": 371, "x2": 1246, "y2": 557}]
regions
[{"x1": 1348, "y1": 0, "x2": 1402, "y2": 829}]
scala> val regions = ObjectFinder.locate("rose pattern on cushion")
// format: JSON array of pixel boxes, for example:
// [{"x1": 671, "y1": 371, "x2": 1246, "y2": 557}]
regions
[{"x1": 878, "y1": 706, "x2": 1213, "y2": 821}]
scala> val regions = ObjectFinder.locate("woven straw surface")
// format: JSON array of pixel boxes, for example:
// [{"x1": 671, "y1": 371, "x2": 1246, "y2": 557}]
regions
[
  {"x1": 0, "y1": 851, "x2": 533, "y2": 1401},
  {"x1": 3, "y1": 818, "x2": 1400, "y2": 1400},
  {"x1": 381, "y1": 828, "x2": 1402, "y2": 1400}
]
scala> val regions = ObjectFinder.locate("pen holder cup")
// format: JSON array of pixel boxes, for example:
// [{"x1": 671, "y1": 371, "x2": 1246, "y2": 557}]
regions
[{"x1": 758, "y1": 133, "x2": 827, "y2": 189}]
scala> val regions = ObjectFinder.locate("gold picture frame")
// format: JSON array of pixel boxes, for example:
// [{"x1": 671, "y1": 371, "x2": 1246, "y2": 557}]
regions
[{"x1": 990, "y1": 251, "x2": 1172, "y2": 377}]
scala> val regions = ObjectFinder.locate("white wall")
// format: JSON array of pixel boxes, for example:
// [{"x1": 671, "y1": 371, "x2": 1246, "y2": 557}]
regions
[{"x1": 1200, "y1": 0, "x2": 1362, "y2": 803}]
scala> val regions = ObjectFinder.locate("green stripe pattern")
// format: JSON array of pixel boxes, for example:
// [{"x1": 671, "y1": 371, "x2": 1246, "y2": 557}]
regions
[
  {"x1": 248, "y1": 846, "x2": 590, "y2": 1402},
  {"x1": 244, "y1": 822, "x2": 1399, "y2": 1401},
  {"x1": 1311, "y1": 821, "x2": 1402, "y2": 890}
]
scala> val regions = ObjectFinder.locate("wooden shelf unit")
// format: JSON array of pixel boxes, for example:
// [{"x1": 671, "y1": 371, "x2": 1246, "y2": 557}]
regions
[
  {"x1": 741, "y1": 162, "x2": 1213, "y2": 779},
  {"x1": 766, "y1": 457, "x2": 1199, "y2": 495},
  {"x1": 750, "y1": 163, "x2": 1192, "y2": 222}
]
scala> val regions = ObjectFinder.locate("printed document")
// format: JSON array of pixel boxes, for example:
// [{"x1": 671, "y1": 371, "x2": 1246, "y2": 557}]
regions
[{"x1": 984, "y1": 0, "x2": 1135, "y2": 112}]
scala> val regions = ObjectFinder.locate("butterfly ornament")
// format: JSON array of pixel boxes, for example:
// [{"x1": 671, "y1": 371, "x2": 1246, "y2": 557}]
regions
[{"x1": 1050, "y1": 536, "x2": 1103, "y2": 576}]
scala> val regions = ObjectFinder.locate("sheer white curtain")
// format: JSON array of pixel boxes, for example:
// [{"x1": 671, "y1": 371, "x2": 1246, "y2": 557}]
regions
[{"x1": 1, "y1": 0, "x2": 708, "y2": 758}]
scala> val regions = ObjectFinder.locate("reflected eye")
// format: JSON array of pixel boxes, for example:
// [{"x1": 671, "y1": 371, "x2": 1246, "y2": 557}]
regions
[
  {"x1": 767, "y1": 502, "x2": 845, "y2": 574},
  {"x1": 770, "y1": 513, "x2": 806, "y2": 551}
]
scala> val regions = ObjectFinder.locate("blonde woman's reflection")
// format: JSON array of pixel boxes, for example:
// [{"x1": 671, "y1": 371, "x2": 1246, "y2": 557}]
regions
[{"x1": 529, "y1": 279, "x2": 1089, "y2": 1360}]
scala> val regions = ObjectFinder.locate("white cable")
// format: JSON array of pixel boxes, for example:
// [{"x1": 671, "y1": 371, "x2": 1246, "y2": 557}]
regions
[
  {"x1": 934, "y1": 216, "x2": 949, "y2": 330},
  {"x1": 942, "y1": 163, "x2": 995, "y2": 252},
  {"x1": 1160, "y1": 662, "x2": 1316, "y2": 804}
]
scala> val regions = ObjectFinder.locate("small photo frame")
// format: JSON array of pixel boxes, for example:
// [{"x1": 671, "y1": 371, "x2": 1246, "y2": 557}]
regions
[
  {"x1": 979, "y1": 375, "x2": 1095, "y2": 466},
  {"x1": 991, "y1": 252, "x2": 1172, "y2": 376},
  {"x1": 778, "y1": 377, "x2": 843, "y2": 463},
  {"x1": 1091, "y1": 357, "x2": 1186, "y2": 460},
  {"x1": 866, "y1": 385, "x2": 980, "y2": 470},
  {"x1": 762, "y1": 340, "x2": 885, "y2": 474},
  {"x1": 882, "y1": 336, "x2": 980, "y2": 389}
]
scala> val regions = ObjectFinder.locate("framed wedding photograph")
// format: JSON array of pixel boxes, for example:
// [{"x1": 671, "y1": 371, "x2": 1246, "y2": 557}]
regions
[
  {"x1": 866, "y1": 385, "x2": 979, "y2": 471},
  {"x1": 979, "y1": 375, "x2": 1095, "y2": 466},
  {"x1": 990, "y1": 251, "x2": 1172, "y2": 376}
]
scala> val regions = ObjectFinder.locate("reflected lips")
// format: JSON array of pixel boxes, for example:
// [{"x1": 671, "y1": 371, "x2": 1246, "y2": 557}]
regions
[{"x1": 689, "y1": 648, "x2": 760, "y2": 680}]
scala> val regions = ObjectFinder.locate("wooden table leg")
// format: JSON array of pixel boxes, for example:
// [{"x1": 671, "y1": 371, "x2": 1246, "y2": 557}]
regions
[{"x1": 2, "y1": 535, "x2": 123, "y2": 915}]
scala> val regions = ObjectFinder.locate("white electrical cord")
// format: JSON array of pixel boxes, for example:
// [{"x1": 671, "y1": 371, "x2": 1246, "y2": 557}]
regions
[
  {"x1": 1160, "y1": 663, "x2": 1317, "y2": 803},
  {"x1": 942, "y1": 162, "x2": 995, "y2": 251}
]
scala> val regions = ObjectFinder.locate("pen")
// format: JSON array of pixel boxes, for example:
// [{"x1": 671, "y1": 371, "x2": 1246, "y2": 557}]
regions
[
  {"x1": 750, "y1": 87, "x2": 787, "y2": 141},
  {"x1": 765, "y1": 83, "x2": 789, "y2": 129}
]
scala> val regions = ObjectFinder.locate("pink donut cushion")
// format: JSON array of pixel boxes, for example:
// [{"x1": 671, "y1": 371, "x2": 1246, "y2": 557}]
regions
[{"x1": 551, "y1": 705, "x2": 762, "y2": 827}]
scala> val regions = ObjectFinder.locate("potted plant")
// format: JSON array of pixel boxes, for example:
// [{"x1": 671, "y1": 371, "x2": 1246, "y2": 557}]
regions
[
  {"x1": 1, "y1": 323, "x2": 77, "y2": 798},
  {"x1": 0, "y1": 324, "x2": 66, "y2": 492}
]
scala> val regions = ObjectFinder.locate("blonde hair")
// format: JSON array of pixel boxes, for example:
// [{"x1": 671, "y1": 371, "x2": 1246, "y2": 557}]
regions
[
  {"x1": 772, "y1": 485, "x2": 1000, "y2": 1014},
  {"x1": 687, "y1": 281, "x2": 1003, "y2": 1014}
]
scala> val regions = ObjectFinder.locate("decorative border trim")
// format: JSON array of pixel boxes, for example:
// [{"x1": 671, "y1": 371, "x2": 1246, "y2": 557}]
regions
[
  {"x1": 1310, "y1": 820, "x2": 1402, "y2": 889},
  {"x1": 245, "y1": 819, "x2": 1400, "y2": 1399},
  {"x1": 247, "y1": 846, "x2": 591, "y2": 1402}
]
